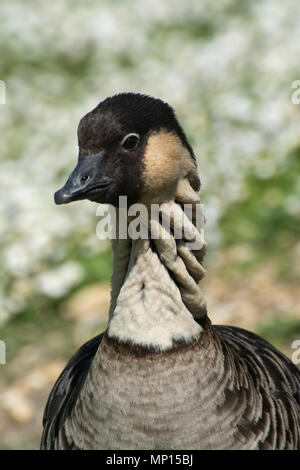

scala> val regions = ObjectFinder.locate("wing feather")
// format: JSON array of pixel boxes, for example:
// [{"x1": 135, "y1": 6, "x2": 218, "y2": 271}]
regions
[{"x1": 41, "y1": 333, "x2": 103, "y2": 449}]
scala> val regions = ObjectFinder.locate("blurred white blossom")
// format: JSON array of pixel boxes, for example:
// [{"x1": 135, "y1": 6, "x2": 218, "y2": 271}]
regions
[{"x1": 36, "y1": 262, "x2": 84, "y2": 298}]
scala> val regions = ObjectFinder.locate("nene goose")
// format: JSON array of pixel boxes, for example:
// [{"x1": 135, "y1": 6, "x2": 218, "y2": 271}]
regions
[{"x1": 41, "y1": 93, "x2": 300, "y2": 450}]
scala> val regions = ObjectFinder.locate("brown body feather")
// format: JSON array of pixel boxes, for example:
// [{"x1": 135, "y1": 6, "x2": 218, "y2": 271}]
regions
[{"x1": 41, "y1": 320, "x2": 300, "y2": 449}]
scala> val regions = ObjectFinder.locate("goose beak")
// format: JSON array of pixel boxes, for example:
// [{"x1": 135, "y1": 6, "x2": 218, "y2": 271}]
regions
[{"x1": 54, "y1": 152, "x2": 113, "y2": 205}]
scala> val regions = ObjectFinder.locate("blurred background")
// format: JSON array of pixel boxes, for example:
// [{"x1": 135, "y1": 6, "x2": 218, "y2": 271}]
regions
[{"x1": 0, "y1": 0, "x2": 300, "y2": 449}]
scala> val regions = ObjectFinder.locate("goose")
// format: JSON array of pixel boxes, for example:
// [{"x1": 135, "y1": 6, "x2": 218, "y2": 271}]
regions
[{"x1": 41, "y1": 93, "x2": 300, "y2": 450}]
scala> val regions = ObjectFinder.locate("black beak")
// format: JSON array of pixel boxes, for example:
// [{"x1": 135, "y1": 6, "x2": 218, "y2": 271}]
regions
[{"x1": 54, "y1": 152, "x2": 113, "y2": 205}]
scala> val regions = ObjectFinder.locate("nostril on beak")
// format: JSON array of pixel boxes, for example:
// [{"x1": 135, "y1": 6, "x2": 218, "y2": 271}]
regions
[{"x1": 80, "y1": 175, "x2": 90, "y2": 184}]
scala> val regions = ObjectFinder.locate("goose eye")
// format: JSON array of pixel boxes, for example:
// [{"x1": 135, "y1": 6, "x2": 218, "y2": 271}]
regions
[{"x1": 121, "y1": 133, "x2": 140, "y2": 151}]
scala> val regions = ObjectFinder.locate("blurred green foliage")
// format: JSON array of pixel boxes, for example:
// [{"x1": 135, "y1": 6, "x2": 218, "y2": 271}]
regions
[
  {"x1": 220, "y1": 146, "x2": 300, "y2": 279},
  {"x1": 258, "y1": 315, "x2": 300, "y2": 350},
  {"x1": 221, "y1": 148, "x2": 300, "y2": 249}
]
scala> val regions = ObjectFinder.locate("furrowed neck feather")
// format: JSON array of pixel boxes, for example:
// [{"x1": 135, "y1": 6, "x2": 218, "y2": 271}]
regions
[{"x1": 107, "y1": 179, "x2": 207, "y2": 351}]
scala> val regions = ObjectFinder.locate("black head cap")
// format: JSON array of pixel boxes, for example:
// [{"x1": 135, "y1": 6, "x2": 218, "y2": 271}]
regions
[{"x1": 78, "y1": 93, "x2": 195, "y2": 159}]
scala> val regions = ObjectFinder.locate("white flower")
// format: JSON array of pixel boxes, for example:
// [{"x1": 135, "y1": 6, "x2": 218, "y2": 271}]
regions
[{"x1": 36, "y1": 262, "x2": 84, "y2": 298}]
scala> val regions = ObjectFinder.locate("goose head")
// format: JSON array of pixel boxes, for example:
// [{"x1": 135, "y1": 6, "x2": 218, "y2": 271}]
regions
[{"x1": 54, "y1": 93, "x2": 200, "y2": 207}]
